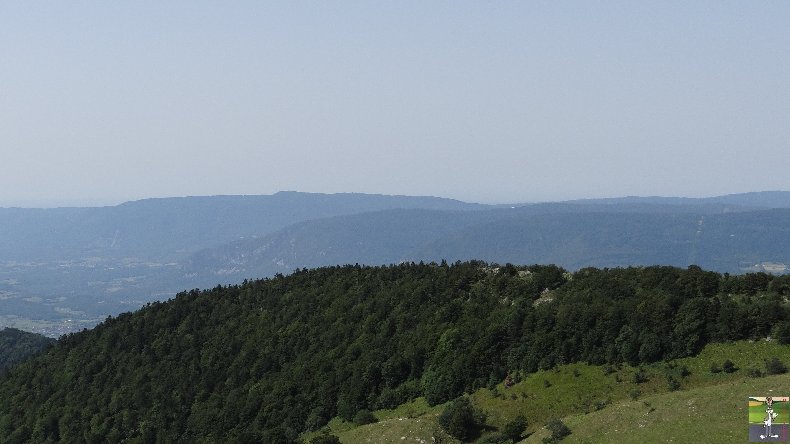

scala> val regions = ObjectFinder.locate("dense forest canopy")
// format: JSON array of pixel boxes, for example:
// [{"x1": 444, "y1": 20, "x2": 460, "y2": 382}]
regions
[
  {"x1": 0, "y1": 328, "x2": 54, "y2": 372},
  {"x1": 1, "y1": 261, "x2": 789, "y2": 443}
]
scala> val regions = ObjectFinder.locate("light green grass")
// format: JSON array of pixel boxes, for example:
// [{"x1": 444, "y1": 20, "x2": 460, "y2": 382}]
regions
[
  {"x1": 521, "y1": 373, "x2": 790, "y2": 443},
  {"x1": 301, "y1": 398, "x2": 450, "y2": 443},
  {"x1": 472, "y1": 340, "x2": 790, "y2": 436},
  {"x1": 471, "y1": 362, "x2": 622, "y2": 432},
  {"x1": 374, "y1": 397, "x2": 443, "y2": 421},
  {"x1": 338, "y1": 416, "x2": 458, "y2": 444}
]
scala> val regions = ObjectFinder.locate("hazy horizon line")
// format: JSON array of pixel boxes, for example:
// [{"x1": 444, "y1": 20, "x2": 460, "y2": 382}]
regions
[{"x1": 1, "y1": 189, "x2": 787, "y2": 210}]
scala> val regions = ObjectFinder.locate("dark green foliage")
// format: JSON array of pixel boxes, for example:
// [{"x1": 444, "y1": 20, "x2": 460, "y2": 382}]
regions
[
  {"x1": 485, "y1": 433, "x2": 526, "y2": 444},
  {"x1": 747, "y1": 367, "x2": 764, "y2": 378},
  {"x1": 769, "y1": 275, "x2": 790, "y2": 295},
  {"x1": 765, "y1": 357, "x2": 788, "y2": 375},
  {"x1": 773, "y1": 321, "x2": 790, "y2": 344},
  {"x1": 0, "y1": 328, "x2": 54, "y2": 372},
  {"x1": 722, "y1": 359, "x2": 737, "y2": 373},
  {"x1": 309, "y1": 434, "x2": 341, "y2": 444},
  {"x1": 632, "y1": 369, "x2": 649, "y2": 384},
  {"x1": 438, "y1": 397, "x2": 486, "y2": 441},
  {"x1": 615, "y1": 326, "x2": 641, "y2": 366},
  {"x1": 352, "y1": 409, "x2": 377, "y2": 426},
  {"x1": 479, "y1": 434, "x2": 511, "y2": 444},
  {"x1": 502, "y1": 414, "x2": 528, "y2": 441},
  {"x1": 638, "y1": 332, "x2": 663, "y2": 363},
  {"x1": 666, "y1": 375, "x2": 681, "y2": 391},
  {"x1": 0, "y1": 262, "x2": 788, "y2": 441},
  {"x1": 710, "y1": 362, "x2": 722, "y2": 373},
  {"x1": 543, "y1": 418, "x2": 571, "y2": 443},
  {"x1": 672, "y1": 298, "x2": 709, "y2": 356}
]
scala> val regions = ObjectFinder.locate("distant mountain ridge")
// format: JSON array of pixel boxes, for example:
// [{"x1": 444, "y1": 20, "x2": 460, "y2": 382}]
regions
[
  {"x1": 0, "y1": 192, "x2": 486, "y2": 262},
  {"x1": 0, "y1": 192, "x2": 488, "y2": 334},
  {"x1": 562, "y1": 190, "x2": 790, "y2": 209},
  {"x1": 2, "y1": 190, "x2": 790, "y2": 335},
  {"x1": 184, "y1": 206, "x2": 790, "y2": 285}
]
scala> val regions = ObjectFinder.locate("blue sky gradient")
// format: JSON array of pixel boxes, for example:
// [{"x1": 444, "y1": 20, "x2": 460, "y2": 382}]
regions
[{"x1": 1, "y1": 1, "x2": 788, "y2": 205}]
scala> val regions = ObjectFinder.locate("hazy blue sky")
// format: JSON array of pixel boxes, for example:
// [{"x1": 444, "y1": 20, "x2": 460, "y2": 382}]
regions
[{"x1": 1, "y1": 1, "x2": 788, "y2": 206}]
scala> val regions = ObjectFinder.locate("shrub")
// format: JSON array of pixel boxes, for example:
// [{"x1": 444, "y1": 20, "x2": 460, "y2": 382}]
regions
[
  {"x1": 478, "y1": 434, "x2": 509, "y2": 444},
  {"x1": 594, "y1": 399, "x2": 609, "y2": 411},
  {"x1": 666, "y1": 375, "x2": 681, "y2": 391},
  {"x1": 542, "y1": 418, "x2": 571, "y2": 443},
  {"x1": 722, "y1": 359, "x2": 737, "y2": 373},
  {"x1": 502, "y1": 415, "x2": 528, "y2": 441},
  {"x1": 710, "y1": 362, "x2": 721, "y2": 373},
  {"x1": 438, "y1": 397, "x2": 486, "y2": 442},
  {"x1": 543, "y1": 379, "x2": 552, "y2": 388},
  {"x1": 773, "y1": 321, "x2": 790, "y2": 345},
  {"x1": 628, "y1": 389, "x2": 641, "y2": 400},
  {"x1": 632, "y1": 369, "x2": 648, "y2": 384},
  {"x1": 765, "y1": 357, "x2": 788, "y2": 375},
  {"x1": 352, "y1": 409, "x2": 378, "y2": 426},
  {"x1": 309, "y1": 435, "x2": 341, "y2": 444},
  {"x1": 746, "y1": 367, "x2": 764, "y2": 378}
]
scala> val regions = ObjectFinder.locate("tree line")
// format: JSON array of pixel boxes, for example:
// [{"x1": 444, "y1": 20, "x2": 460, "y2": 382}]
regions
[{"x1": 0, "y1": 328, "x2": 54, "y2": 373}]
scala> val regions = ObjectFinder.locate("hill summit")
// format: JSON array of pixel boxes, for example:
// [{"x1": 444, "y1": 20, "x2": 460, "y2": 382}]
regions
[{"x1": 1, "y1": 261, "x2": 789, "y2": 442}]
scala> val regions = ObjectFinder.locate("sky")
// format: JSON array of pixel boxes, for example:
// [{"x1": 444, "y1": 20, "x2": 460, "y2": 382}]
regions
[{"x1": 1, "y1": 1, "x2": 788, "y2": 206}]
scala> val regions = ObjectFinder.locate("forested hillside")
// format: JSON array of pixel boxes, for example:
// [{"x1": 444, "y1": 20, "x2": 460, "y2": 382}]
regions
[
  {"x1": 0, "y1": 328, "x2": 54, "y2": 372},
  {"x1": 1, "y1": 262, "x2": 789, "y2": 443},
  {"x1": 421, "y1": 208, "x2": 790, "y2": 272}
]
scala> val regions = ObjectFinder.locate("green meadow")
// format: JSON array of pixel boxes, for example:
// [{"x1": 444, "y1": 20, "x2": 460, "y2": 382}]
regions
[
  {"x1": 304, "y1": 341, "x2": 790, "y2": 443},
  {"x1": 522, "y1": 373, "x2": 790, "y2": 443}
]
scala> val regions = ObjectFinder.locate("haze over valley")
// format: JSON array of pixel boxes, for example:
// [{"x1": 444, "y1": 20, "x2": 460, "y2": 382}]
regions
[{"x1": 2, "y1": 190, "x2": 790, "y2": 337}]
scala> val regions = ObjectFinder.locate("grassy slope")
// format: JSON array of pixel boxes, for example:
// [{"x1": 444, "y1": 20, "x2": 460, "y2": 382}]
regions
[
  {"x1": 522, "y1": 373, "x2": 790, "y2": 443},
  {"x1": 304, "y1": 399, "x2": 460, "y2": 444},
  {"x1": 308, "y1": 341, "x2": 790, "y2": 443}
]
